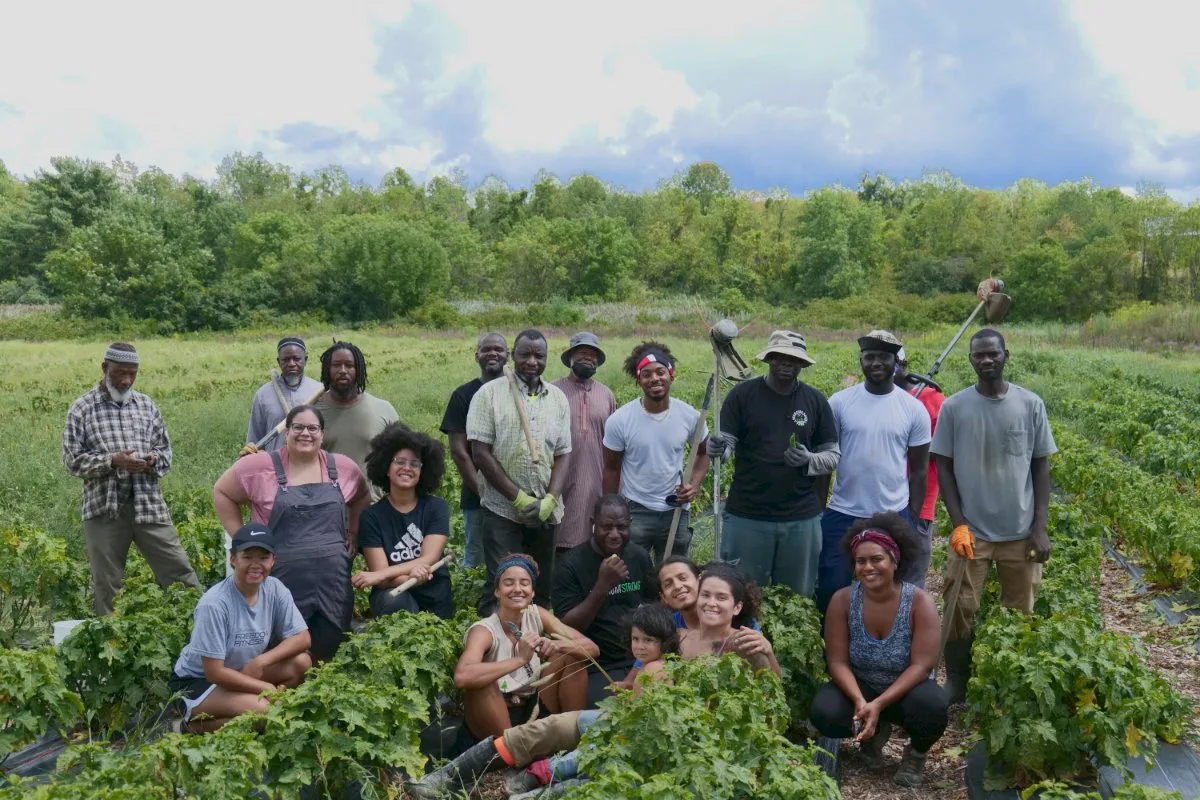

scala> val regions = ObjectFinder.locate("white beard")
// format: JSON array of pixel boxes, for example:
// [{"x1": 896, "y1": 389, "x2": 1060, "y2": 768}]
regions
[
  {"x1": 281, "y1": 372, "x2": 303, "y2": 390},
  {"x1": 106, "y1": 379, "x2": 133, "y2": 404}
]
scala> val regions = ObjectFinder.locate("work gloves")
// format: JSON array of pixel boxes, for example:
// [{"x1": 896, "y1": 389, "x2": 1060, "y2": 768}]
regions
[
  {"x1": 783, "y1": 444, "x2": 811, "y2": 468},
  {"x1": 950, "y1": 525, "x2": 975, "y2": 559},
  {"x1": 706, "y1": 433, "x2": 737, "y2": 460},
  {"x1": 238, "y1": 443, "x2": 259, "y2": 459},
  {"x1": 514, "y1": 490, "x2": 559, "y2": 524}
]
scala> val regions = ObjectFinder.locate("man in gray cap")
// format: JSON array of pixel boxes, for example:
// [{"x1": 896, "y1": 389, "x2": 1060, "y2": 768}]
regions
[
  {"x1": 705, "y1": 330, "x2": 839, "y2": 597},
  {"x1": 815, "y1": 329, "x2": 931, "y2": 613},
  {"x1": 63, "y1": 342, "x2": 201, "y2": 615},
  {"x1": 552, "y1": 333, "x2": 616, "y2": 551},
  {"x1": 241, "y1": 336, "x2": 323, "y2": 456}
]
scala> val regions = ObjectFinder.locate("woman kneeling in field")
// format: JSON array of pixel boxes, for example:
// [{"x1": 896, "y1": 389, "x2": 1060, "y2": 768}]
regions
[
  {"x1": 168, "y1": 523, "x2": 311, "y2": 733},
  {"x1": 809, "y1": 512, "x2": 948, "y2": 788},
  {"x1": 454, "y1": 553, "x2": 599, "y2": 740}
]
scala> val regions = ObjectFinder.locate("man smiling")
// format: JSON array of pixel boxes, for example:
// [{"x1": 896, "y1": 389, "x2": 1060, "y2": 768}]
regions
[{"x1": 467, "y1": 329, "x2": 572, "y2": 604}]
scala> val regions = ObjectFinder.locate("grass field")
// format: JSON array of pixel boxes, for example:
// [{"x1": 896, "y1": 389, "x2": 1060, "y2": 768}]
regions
[{"x1": 5, "y1": 323, "x2": 1200, "y2": 551}]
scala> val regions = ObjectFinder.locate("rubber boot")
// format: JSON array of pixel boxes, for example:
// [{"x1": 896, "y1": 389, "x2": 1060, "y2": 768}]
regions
[
  {"x1": 893, "y1": 744, "x2": 928, "y2": 787},
  {"x1": 408, "y1": 736, "x2": 501, "y2": 799},
  {"x1": 858, "y1": 722, "x2": 892, "y2": 769},
  {"x1": 943, "y1": 636, "x2": 973, "y2": 706}
]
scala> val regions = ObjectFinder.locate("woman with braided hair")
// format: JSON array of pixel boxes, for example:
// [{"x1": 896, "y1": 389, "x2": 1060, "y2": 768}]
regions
[
  {"x1": 809, "y1": 511, "x2": 947, "y2": 788},
  {"x1": 313, "y1": 340, "x2": 399, "y2": 482}
]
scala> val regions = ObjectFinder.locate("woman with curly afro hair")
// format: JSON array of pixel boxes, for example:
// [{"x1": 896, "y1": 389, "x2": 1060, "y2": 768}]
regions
[
  {"x1": 351, "y1": 423, "x2": 454, "y2": 619},
  {"x1": 809, "y1": 511, "x2": 947, "y2": 789}
]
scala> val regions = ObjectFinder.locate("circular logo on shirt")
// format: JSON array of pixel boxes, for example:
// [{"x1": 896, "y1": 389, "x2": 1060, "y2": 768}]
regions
[{"x1": 791, "y1": 409, "x2": 809, "y2": 427}]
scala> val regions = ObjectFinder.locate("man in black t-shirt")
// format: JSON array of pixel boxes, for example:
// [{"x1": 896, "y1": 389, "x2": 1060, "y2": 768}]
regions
[
  {"x1": 439, "y1": 333, "x2": 508, "y2": 569},
  {"x1": 553, "y1": 494, "x2": 658, "y2": 704},
  {"x1": 706, "y1": 330, "x2": 839, "y2": 598}
]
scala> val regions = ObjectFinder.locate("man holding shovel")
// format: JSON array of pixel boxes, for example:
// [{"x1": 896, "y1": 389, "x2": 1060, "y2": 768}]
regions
[
  {"x1": 242, "y1": 337, "x2": 322, "y2": 455},
  {"x1": 932, "y1": 328, "x2": 1056, "y2": 704},
  {"x1": 602, "y1": 341, "x2": 710, "y2": 562},
  {"x1": 707, "y1": 330, "x2": 839, "y2": 597},
  {"x1": 468, "y1": 329, "x2": 572, "y2": 605}
]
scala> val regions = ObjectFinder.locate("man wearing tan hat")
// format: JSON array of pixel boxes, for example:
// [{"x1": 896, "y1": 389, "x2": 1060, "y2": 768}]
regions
[
  {"x1": 705, "y1": 330, "x2": 839, "y2": 596},
  {"x1": 815, "y1": 330, "x2": 930, "y2": 613}
]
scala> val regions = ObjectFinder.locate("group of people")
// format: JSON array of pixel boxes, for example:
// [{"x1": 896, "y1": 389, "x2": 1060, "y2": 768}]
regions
[{"x1": 62, "y1": 322, "x2": 1055, "y2": 789}]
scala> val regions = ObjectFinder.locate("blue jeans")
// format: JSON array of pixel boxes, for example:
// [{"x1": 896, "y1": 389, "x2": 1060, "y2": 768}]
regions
[
  {"x1": 719, "y1": 512, "x2": 822, "y2": 598},
  {"x1": 463, "y1": 508, "x2": 484, "y2": 569},
  {"x1": 816, "y1": 506, "x2": 917, "y2": 613},
  {"x1": 548, "y1": 710, "x2": 603, "y2": 781}
]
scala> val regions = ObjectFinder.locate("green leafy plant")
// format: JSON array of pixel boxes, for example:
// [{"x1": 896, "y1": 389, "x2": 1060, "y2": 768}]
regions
[
  {"x1": 0, "y1": 647, "x2": 83, "y2": 765},
  {"x1": 566, "y1": 655, "x2": 840, "y2": 799},
  {"x1": 0, "y1": 524, "x2": 90, "y2": 648},
  {"x1": 968, "y1": 609, "x2": 1190, "y2": 789},
  {"x1": 757, "y1": 585, "x2": 827, "y2": 728}
]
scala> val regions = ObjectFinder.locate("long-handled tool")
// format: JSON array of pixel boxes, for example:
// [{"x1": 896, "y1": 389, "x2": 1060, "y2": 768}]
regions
[
  {"x1": 912, "y1": 278, "x2": 1012, "y2": 399},
  {"x1": 268, "y1": 368, "x2": 292, "y2": 416},
  {"x1": 505, "y1": 363, "x2": 540, "y2": 465},
  {"x1": 664, "y1": 375, "x2": 716, "y2": 557},
  {"x1": 708, "y1": 319, "x2": 753, "y2": 561},
  {"x1": 387, "y1": 553, "x2": 455, "y2": 598}
]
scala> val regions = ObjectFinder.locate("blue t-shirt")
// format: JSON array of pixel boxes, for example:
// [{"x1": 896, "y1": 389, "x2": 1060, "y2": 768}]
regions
[{"x1": 173, "y1": 576, "x2": 307, "y2": 678}]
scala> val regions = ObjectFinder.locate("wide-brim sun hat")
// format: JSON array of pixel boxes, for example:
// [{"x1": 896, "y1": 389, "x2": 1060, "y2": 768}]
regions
[
  {"x1": 561, "y1": 331, "x2": 606, "y2": 367},
  {"x1": 756, "y1": 330, "x2": 815, "y2": 367}
]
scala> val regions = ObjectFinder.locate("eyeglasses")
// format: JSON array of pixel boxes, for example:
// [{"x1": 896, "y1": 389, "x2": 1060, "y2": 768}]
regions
[
  {"x1": 392, "y1": 457, "x2": 423, "y2": 469},
  {"x1": 289, "y1": 424, "x2": 322, "y2": 434}
]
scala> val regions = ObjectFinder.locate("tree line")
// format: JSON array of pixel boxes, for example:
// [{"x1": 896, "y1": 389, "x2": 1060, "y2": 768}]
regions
[{"x1": 0, "y1": 154, "x2": 1197, "y2": 332}]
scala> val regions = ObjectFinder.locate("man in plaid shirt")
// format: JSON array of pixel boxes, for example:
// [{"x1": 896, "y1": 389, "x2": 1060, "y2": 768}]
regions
[{"x1": 63, "y1": 342, "x2": 200, "y2": 615}]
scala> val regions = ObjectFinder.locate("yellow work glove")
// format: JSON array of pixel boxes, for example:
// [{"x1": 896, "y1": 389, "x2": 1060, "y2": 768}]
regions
[
  {"x1": 238, "y1": 443, "x2": 259, "y2": 459},
  {"x1": 514, "y1": 490, "x2": 541, "y2": 524},
  {"x1": 538, "y1": 494, "x2": 559, "y2": 522},
  {"x1": 950, "y1": 525, "x2": 975, "y2": 560}
]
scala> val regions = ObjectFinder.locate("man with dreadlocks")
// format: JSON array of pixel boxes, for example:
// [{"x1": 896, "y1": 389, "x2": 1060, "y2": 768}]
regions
[
  {"x1": 313, "y1": 341, "x2": 399, "y2": 482},
  {"x1": 602, "y1": 341, "x2": 709, "y2": 562},
  {"x1": 63, "y1": 342, "x2": 201, "y2": 615},
  {"x1": 240, "y1": 337, "x2": 323, "y2": 455}
]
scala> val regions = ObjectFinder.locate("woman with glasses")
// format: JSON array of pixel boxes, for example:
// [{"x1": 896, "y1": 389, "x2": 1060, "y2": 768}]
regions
[
  {"x1": 214, "y1": 404, "x2": 370, "y2": 661},
  {"x1": 351, "y1": 423, "x2": 455, "y2": 619}
]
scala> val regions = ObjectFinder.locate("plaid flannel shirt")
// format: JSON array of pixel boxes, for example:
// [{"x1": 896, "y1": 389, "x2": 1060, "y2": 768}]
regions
[
  {"x1": 63, "y1": 382, "x2": 173, "y2": 523},
  {"x1": 466, "y1": 375, "x2": 572, "y2": 524}
]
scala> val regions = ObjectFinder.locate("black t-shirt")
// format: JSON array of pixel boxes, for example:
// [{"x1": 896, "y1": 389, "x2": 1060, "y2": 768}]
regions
[
  {"x1": 551, "y1": 540, "x2": 659, "y2": 669},
  {"x1": 721, "y1": 377, "x2": 837, "y2": 521},
  {"x1": 359, "y1": 495, "x2": 452, "y2": 611},
  {"x1": 440, "y1": 378, "x2": 484, "y2": 510}
]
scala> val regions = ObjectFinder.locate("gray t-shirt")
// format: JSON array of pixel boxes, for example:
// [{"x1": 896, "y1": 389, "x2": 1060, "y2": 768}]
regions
[
  {"x1": 315, "y1": 392, "x2": 400, "y2": 477},
  {"x1": 827, "y1": 384, "x2": 931, "y2": 519},
  {"x1": 603, "y1": 398, "x2": 708, "y2": 511},
  {"x1": 930, "y1": 384, "x2": 1057, "y2": 542},
  {"x1": 173, "y1": 576, "x2": 307, "y2": 678}
]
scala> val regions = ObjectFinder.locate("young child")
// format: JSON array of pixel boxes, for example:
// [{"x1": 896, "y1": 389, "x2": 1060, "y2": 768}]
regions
[{"x1": 615, "y1": 602, "x2": 681, "y2": 691}]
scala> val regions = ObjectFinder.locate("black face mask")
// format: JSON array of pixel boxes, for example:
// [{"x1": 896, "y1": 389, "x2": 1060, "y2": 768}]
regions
[{"x1": 571, "y1": 362, "x2": 597, "y2": 380}]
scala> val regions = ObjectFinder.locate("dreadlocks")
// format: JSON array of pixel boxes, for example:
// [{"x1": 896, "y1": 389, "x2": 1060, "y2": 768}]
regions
[{"x1": 320, "y1": 340, "x2": 368, "y2": 393}]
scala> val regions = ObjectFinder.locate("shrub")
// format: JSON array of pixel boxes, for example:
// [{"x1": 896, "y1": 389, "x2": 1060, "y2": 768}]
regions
[
  {"x1": 0, "y1": 524, "x2": 90, "y2": 648},
  {"x1": 0, "y1": 647, "x2": 83, "y2": 764},
  {"x1": 758, "y1": 585, "x2": 827, "y2": 727}
]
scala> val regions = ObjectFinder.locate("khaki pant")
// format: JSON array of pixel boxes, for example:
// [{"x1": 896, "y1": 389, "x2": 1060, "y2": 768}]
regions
[
  {"x1": 503, "y1": 710, "x2": 587, "y2": 766},
  {"x1": 945, "y1": 537, "x2": 1041, "y2": 641},
  {"x1": 82, "y1": 503, "x2": 201, "y2": 615}
]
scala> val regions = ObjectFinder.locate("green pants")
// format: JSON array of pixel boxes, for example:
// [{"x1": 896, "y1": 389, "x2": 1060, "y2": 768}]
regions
[
  {"x1": 720, "y1": 512, "x2": 822, "y2": 598},
  {"x1": 82, "y1": 503, "x2": 200, "y2": 615}
]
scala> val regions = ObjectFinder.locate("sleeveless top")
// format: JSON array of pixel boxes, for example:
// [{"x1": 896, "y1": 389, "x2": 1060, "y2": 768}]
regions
[
  {"x1": 466, "y1": 606, "x2": 545, "y2": 699},
  {"x1": 848, "y1": 581, "x2": 919, "y2": 691}
]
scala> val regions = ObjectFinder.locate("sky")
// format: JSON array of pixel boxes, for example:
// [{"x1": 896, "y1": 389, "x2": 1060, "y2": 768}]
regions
[{"x1": 2, "y1": 0, "x2": 1200, "y2": 200}]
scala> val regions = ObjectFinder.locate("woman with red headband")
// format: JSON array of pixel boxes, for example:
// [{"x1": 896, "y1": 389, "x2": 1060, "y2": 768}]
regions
[{"x1": 809, "y1": 511, "x2": 947, "y2": 788}]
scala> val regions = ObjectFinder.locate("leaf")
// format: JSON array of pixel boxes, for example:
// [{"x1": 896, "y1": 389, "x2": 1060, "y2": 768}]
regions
[{"x1": 1125, "y1": 722, "x2": 1144, "y2": 756}]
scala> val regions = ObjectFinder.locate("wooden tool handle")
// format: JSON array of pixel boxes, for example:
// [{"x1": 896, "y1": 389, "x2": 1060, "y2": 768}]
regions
[{"x1": 387, "y1": 553, "x2": 455, "y2": 598}]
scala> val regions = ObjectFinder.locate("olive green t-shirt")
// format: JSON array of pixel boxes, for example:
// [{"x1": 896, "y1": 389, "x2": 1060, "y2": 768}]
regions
[
  {"x1": 315, "y1": 392, "x2": 400, "y2": 479},
  {"x1": 929, "y1": 384, "x2": 1056, "y2": 542}
]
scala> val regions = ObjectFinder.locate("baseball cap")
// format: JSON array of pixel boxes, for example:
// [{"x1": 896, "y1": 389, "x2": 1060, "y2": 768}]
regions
[{"x1": 231, "y1": 522, "x2": 276, "y2": 554}]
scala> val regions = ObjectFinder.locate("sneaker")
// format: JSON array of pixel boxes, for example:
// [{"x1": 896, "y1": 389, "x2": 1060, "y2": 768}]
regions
[
  {"x1": 503, "y1": 759, "x2": 550, "y2": 794},
  {"x1": 893, "y1": 744, "x2": 927, "y2": 787},
  {"x1": 858, "y1": 722, "x2": 892, "y2": 769}
]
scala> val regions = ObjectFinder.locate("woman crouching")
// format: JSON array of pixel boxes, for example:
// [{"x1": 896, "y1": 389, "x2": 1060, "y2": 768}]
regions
[
  {"x1": 809, "y1": 512, "x2": 948, "y2": 788},
  {"x1": 455, "y1": 553, "x2": 599, "y2": 739}
]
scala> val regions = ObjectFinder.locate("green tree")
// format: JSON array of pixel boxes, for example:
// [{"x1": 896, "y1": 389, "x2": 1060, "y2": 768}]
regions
[
  {"x1": 1006, "y1": 240, "x2": 1070, "y2": 319},
  {"x1": 678, "y1": 161, "x2": 732, "y2": 214},
  {"x1": 791, "y1": 188, "x2": 883, "y2": 299}
]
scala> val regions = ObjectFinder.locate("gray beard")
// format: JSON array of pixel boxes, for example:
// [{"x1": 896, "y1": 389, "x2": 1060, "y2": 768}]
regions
[
  {"x1": 281, "y1": 373, "x2": 303, "y2": 389},
  {"x1": 106, "y1": 380, "x2": 132, "y2": 404}
]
